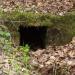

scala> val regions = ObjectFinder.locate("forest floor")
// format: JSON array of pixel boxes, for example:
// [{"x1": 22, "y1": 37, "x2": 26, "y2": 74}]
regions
[
  {"x1": 30, "y1": 38, "x2": 75, "y2": 75},
  {"x1": 0, "y1": 25, "x2": 30, "y2": 75},
  {"x1": 0, "y1": 47, "x2": 29, "y2": 75},
  {"x1": 0, "y1": 25, "x2": 75, "y2": 75},
  {"x1": 0, "y1": 0, "x2": 75, "y2": 15},
  {"x1": 0, "y1": 0, "x2": 75, "y2": 75},
  {"x1": 0, "y1": 38, "x2": 75, "y2": 75}
]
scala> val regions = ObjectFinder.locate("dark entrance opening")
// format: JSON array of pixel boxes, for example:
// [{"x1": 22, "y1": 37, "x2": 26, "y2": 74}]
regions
[{"x1": 19, "y1": 26, "x2": 47, "y2": 50}]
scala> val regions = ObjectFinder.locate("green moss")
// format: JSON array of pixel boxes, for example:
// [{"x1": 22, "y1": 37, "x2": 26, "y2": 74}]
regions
[
  {"x1": 1, "y1": 10, "x2": 75, "y2": 45},
  {"x1": 0, "y1": 11, "x2": 54, "y2": 27},
  {"x1": 1, "y1": 10, "x2": 75, "y2": 32}
]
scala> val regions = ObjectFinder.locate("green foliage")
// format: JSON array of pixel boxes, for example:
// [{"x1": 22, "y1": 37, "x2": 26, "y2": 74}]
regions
[
  {"x1": 18, "y1": 44, "x2": 30, "y2": 75},
  {"x1": 20, "y1": 44, "x2": 30, "y2": 67},
  {"x1": 9, "y1": 58, "x2": 21, "y2": 72},
  {"x1": 0, "y1": 10, "x2": 54, "y2": 28},
  {"x1": 0, "y1": 31, "x2": 10, "y2": 38},
  {"x1": 1, "y1": 10, "x2": 75, "y2": 45},
  {"x1": 0, "y1": 10, "x2": 74, "y2": 28},
  {"x1": 0, "y1": 25, "x2": 12, "y2": 52},
  {"x1": 0, "y1": 10, "x2": 75, "y2": 36},
  {"x1": 0, "y1": 24, "x2": 30, "y2": 75},
  {"x1": 21, "y1": 44, "x2": 30, "y2": 53}
]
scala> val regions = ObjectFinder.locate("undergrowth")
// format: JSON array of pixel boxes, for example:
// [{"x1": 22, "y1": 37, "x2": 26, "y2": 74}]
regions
[
  {"x1": 20, "y1": 44, "x2": 30, "y2": 67},
  {"x1": 52, "y1": 63, "x2": 70, "y2": 75},
  {"x1": 0, "y1": 10, "x2": 75, "y2": 46},
  {"x1": 0, "y1": 10, "x2": 75, "y2": 75},
  {"x1": 0, "y1": 25, "x2": 30, "y2": 75}
]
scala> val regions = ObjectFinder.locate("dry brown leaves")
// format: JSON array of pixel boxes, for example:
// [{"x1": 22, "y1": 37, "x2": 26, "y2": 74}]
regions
[
  {"x1": 0, "y1": 0, "x2": 75, "y2": 15},
  {"x1": 30, "y1": 37, "x2": 75, "y2": 75}
]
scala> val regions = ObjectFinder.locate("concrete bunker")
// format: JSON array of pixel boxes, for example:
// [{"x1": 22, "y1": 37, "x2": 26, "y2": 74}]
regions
[{"x1": 19, "y1": 26, "x2": 47, "y2": 50}]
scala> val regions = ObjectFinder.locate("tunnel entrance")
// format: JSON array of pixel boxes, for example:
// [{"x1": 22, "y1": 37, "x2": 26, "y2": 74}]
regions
[{"x1": 19, "y1": 26, "x2": 47, "y2": 50}]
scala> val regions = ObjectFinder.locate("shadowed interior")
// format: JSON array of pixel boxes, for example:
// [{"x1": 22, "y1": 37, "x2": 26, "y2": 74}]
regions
[{"x1": 19, "y1": 26, "x2": 47, "y2": 50}]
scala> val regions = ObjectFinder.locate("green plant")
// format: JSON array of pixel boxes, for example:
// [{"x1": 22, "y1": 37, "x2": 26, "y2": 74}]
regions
[
  {"x1": 0, "y1": 25, "x2": 13, "y2": 53},
  {"x1": 1, "y1": 10, "x2": 75, "y2": 46},
  {"x1": 20, "y1": 44, "x2": 30, "y2": 67},
  {"x1": 19, "y1": 44, "x2": 30, "y2": 75}
]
